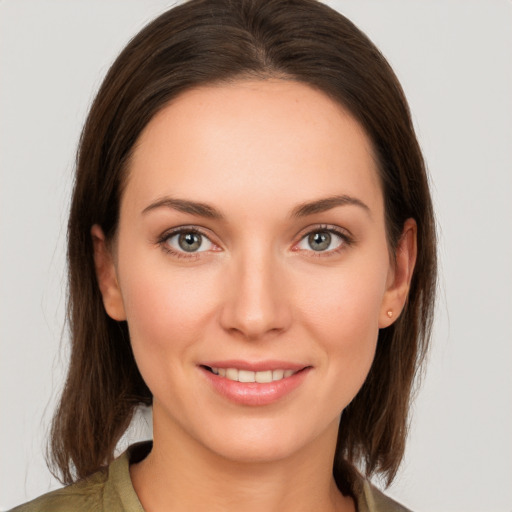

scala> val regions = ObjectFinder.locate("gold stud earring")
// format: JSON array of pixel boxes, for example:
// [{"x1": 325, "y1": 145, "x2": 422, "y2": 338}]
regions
[{"x1": 386, "y1": 310, "x2": 393, "y2": 318}]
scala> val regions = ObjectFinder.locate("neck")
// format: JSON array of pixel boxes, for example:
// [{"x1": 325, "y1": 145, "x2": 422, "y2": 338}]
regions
[{"x1": 130, "y1": 414, "x2": 354, "y2": 512}]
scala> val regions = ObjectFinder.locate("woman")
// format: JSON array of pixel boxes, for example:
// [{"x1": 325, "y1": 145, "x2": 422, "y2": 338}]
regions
[{"x1": 12, "y1": 0, "x2": 436, "y2": 510}]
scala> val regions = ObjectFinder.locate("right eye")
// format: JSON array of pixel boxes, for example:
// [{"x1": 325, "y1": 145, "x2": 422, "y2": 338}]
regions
[{"x1": 163, "y1": 229, "x2": 215, "y2": 254}]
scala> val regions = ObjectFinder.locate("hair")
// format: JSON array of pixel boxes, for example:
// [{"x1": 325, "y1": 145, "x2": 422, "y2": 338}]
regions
[{"x1": 50, "y1": 0, "x2": 437, "y2": 495}]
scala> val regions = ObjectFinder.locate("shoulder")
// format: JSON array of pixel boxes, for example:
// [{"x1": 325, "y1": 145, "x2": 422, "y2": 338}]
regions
[
  {"x1": 8, "y1": 469, "x2": 109, "y2": 512},
  {"x1": 356, "y1": 479, "x2": 413, "y2": 512},
  {"x1": 9, "y1": 442, "x2": 149, "y2": 512}
]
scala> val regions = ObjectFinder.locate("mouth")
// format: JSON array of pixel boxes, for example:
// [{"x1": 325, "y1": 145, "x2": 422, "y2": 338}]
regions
[
  {"x1": 199, "y1": 362, "x2": 311, "y2": 406},
  {"x1": 202, "y1": 366, "x2": 299, "y2": 383}
]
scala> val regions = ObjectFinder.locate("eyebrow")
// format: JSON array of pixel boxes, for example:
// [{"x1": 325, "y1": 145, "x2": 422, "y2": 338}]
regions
[
  {"x1": 142, "y1": 194, "x2": 370, "y2": 220},
  {"x1": 291, "y1": 194, "x2": 371, "y2": 218},
  {"x1": 142, "y1": 197, "x2": 224, "y2": 219}
]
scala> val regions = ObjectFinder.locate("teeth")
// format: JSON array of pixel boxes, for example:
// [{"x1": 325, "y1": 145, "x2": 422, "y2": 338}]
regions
[
  {"x1": 226, "y1": 368, "x2": 238, "y2": 380},
  {"x1": 238, "y1": 370, "x2": 254, "y2": 382},
  {"x1": 255, "y1": 370, "x2": 272, "y2": 383},
  {"x1": 210, "y1": 367, "x2": 297, "y2": 382},
  {"x1": 272, "y1": 369, "x2": 284, "y2": 380}
]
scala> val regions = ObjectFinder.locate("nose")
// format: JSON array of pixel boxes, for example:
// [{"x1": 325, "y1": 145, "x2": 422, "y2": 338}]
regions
[{"x1": 219, "y1": 247, "x2": 292, "y2": 341}]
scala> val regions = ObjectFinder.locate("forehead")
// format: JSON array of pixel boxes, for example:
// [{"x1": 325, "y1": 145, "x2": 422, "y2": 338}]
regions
[{"x1": 124, "y1": 79, "x2": 383, "y2": 216}]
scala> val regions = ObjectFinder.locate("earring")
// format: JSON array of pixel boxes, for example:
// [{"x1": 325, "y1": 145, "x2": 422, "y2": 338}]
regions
[{"x1": 386, "y1": 310, "x2": 393, "y2": 318}]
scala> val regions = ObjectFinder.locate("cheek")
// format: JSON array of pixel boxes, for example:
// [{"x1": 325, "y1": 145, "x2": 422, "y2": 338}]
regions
[
  {"x1": 296, "y1": 257, "x2": 389, "y2": 396},
  {"x1": 117, "y1": 251, "x2": 219, "y2": 377},
  {"x1": 300, "y1": 259, "x2": 386, "y2": 335}
]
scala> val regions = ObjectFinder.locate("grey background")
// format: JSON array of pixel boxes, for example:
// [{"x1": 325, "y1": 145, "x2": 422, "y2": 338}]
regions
[{"x1": 1, "y1": 1, "x2": 511, "y2": 510}]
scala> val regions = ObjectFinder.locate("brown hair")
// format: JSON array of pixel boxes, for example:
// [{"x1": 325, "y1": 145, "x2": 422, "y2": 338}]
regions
[{"x1": 50, "y1": 0, "x2": 437, "y2": 494}]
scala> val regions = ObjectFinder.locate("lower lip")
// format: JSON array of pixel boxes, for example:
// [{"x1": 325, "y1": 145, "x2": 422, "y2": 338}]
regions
[{"x1": 200, "y1": 367, "x2": 311, "y2": 406}]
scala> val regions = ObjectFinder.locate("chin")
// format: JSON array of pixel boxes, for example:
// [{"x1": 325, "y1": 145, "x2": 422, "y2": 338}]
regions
[
  {"x1": 205, "y1": 434, "x2": 303, "y2": 464},
  {"x1": 191, "y1": 413, "x2": 339, "y2": 465}
]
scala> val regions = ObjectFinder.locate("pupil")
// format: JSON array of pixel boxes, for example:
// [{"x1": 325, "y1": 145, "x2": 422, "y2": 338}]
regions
[
  {"x1": 179, "y1": 232, "x2": 201, "y2": 252},
  {"x1": 308, "y1": 231, "x2": 331, "y2": 251}
]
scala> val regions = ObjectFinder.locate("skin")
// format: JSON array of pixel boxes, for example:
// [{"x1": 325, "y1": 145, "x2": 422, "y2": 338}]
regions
[{"x1": 92, "y1": 79, "x2": 416, "y2": 512}]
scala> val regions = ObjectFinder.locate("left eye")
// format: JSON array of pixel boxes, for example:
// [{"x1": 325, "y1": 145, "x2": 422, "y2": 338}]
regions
[
  {"x1": 165, "y1": 231, "x2": 214, "y2": 253},
  {"x1": 296, "y1": 230, "x2": 345, "y2": 252}
]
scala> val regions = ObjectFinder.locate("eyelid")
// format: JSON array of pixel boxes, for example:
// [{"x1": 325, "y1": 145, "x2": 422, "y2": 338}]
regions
[
  {"x1": 292, "y1": 224, "x2": 354, "y2": 254},
  {"x1": 157, "y1": 225, "x2": 222, "y2": 256},
  {"x1": 155, "y1": 223, "x2": 353, "y2": 258}
]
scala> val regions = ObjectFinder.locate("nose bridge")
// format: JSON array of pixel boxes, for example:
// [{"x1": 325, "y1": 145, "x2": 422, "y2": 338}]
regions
[{"x1": 220, "y1": 240, "x2": 290, "y2": 339}]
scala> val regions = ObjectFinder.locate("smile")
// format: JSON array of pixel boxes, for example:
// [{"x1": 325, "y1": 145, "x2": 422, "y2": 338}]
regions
[
  {"x1": 208, "y1": 367, "x2": 297, "y2": 383},
  {"x1": 200, "y1": 362, "x2": 311, "y2": 406}
]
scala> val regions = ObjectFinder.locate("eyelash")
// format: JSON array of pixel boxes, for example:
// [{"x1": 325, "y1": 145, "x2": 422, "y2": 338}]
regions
[
  {"x1": 156, "y1": 224, "x2": 354, "y2": 259},
  {"x1": 293, "y1": 224, "x2": 354, "y2": 257},
  {"x1": 157, "y1": 226, "x2": 216, "y2": 260}
]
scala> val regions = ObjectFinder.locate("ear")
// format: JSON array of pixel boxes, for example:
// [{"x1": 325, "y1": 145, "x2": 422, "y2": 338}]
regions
[
  {"x1": 379, "y1": 218, "x2": 417, "y2": 328},
  {"x1": 91, "y1": 224, "x2": 127, "y2": 321}
]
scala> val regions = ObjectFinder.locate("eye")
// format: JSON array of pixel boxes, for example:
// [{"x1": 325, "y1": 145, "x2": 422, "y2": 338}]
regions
[
  {"x1": 295, "y1": 228, "x2": 348, "y2": 253},
  {"x1": 164, "y1": 229, "x2": 214, "y2": 253}
]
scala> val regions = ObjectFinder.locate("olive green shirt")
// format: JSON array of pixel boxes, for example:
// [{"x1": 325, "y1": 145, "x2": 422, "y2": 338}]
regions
[{"x1": 10, "y1": 443, "x2": 411, "y2": 512}]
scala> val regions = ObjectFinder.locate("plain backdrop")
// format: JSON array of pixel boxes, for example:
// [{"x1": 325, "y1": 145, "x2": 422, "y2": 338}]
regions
[{"x1": 1, "y1": 1, "x2": 511, "y2": 510}]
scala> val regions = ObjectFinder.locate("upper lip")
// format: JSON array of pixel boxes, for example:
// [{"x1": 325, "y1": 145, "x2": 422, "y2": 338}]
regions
[{"x1": 200, "y1": 360, "x2": 309, "y2": 372}]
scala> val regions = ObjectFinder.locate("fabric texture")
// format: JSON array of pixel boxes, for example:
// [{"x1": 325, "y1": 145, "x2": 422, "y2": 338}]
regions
[{"x1": 10, "y1": 442, "x2": 411, "y2": 512}]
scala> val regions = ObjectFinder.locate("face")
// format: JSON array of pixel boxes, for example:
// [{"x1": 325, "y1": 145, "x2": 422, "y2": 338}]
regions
[{"x1": 93, "y1": 79, "x2": 415, "y2": 464}]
